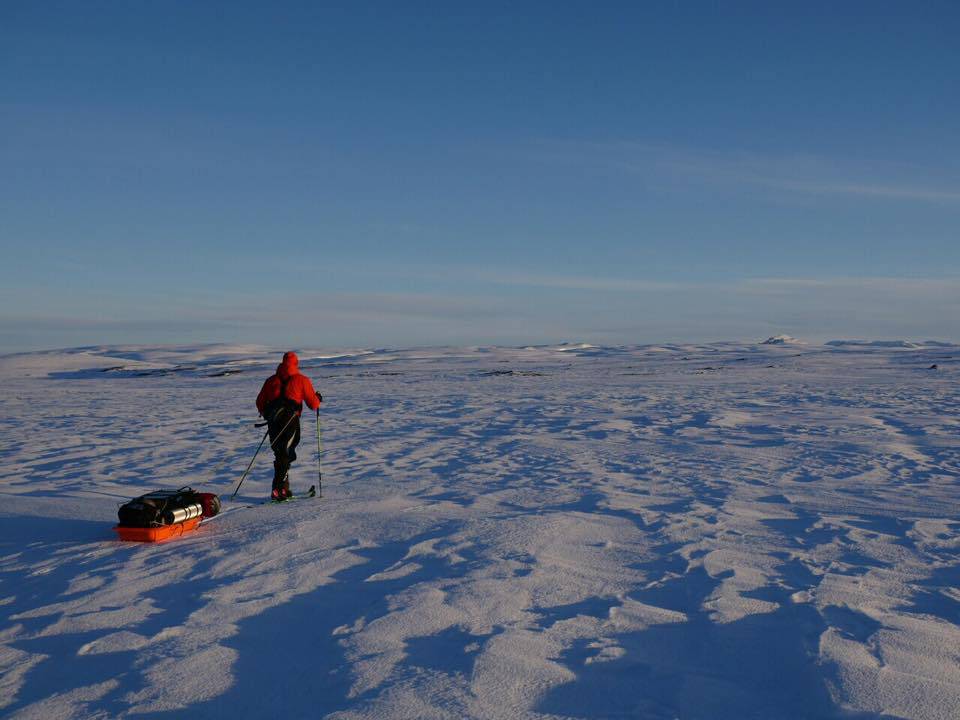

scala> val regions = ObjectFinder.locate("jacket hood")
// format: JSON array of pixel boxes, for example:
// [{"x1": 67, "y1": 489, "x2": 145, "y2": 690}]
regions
[{"x1": 277, "y1": 351, "x2": 299, "y2": 380}]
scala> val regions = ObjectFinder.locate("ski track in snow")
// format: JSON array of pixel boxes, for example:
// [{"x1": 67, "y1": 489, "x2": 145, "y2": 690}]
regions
[{"x1": 0, "y1": 342, "x2": 958, "y2": 719}]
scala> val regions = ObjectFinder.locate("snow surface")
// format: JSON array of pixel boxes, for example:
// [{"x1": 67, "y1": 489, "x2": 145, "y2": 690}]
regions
[{"x1": 1, "y1": 341, "x2": 959, "y2": 719}]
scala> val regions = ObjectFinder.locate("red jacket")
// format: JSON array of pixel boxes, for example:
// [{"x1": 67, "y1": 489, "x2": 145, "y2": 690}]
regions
[{"x1": 256, "y1": 351, "x2": 321, "y2": 416}]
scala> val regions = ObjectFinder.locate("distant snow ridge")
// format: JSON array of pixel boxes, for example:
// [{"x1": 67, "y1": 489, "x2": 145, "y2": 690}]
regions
[
  {"x1": 553, "y1": 343, "x2": 597, "y2": 352},
  {"x1": 761, "y1": 334, "x2": 803, "y2": 345},
  {"x1": 826, "y1": 339, "x2": 921, "y2": 349}
]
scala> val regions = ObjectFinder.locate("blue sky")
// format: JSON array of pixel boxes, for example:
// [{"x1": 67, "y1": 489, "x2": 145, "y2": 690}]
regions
[{"x1": 2, "y1": 1, "x2": 958, "y2": 352}]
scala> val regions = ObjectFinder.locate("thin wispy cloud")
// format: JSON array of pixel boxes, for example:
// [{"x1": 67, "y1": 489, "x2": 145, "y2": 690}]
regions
[
  {"x1": 476, "y1": 270, "x2": 688, "y2": 293},
  {"x1": 540, "y1": 140, "x2": 960, "y2": 205},
  {"x1": 476, "y1": 269, "x2": 960, "y2": 302},
  {"x1": 4, "y1": 272, "x2": 957, "y2": 352},
  {"x1": 740, "y1": 276, "x2": 960, "y2": 301},
  {"x1": 747, "y1": 179, "x2": 960, "y2": 204}
]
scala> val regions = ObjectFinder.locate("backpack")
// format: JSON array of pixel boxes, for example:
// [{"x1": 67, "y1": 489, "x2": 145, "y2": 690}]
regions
[
  {"x1": 265, "y1": 376, "x2": 299, "y2": 421},
  {"x1": 118, "y1": 487, "x2": 220, "y2": 527}
]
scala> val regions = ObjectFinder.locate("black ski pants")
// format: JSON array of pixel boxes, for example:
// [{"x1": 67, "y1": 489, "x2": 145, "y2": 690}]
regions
[{"x1": 267, "y1": 405, "x2": 301, "y2": 490}]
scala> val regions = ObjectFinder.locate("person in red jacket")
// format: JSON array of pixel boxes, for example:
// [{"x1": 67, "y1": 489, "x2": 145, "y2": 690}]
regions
[{"x1": 256, "y1": 351, "x2": 322, "y2": 500}]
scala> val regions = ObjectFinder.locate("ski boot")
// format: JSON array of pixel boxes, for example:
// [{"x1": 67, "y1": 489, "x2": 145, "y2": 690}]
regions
[{"x1": 271, "y1": 460, "x2": 288, "y2": 501}]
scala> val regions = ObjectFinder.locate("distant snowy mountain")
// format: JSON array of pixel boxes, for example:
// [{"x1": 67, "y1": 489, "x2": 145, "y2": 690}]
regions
[{"x1": 760, "y1": 334, "x2": 803, "y2": 345}]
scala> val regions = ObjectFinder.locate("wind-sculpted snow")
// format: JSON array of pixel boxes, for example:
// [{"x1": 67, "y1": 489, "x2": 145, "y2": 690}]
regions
[{"x1": 0, "y1": 342, "x2": 958, "y2": 719}]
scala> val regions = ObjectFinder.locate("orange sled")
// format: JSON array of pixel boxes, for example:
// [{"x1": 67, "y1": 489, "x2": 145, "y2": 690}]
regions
[{"x1": 114, "y1": 517, "x2": 202, "y2": 542}]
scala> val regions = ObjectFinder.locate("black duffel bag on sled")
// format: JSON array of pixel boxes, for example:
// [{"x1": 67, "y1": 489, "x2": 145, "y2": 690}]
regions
[{"x1": 118, "y1": 487, "x2": 220, "y2": 527}]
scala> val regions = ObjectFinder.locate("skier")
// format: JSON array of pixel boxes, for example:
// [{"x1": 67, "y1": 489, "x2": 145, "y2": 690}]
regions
[{"x1": 256, "y1": 351, "x2": 322, "y2": 500}]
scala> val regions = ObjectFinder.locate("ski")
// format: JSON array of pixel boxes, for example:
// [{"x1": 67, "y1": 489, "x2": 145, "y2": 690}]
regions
[
  {"x1": 205, "y1": 485, "x2": 319, "y2": 521},
  {"x1": 265, "y1": 484, "x2": 317, "y2": 504}
]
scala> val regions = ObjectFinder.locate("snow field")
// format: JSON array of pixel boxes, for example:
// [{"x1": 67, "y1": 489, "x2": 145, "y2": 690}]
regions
[{"x1": 1, "y1": 342, "x2": 958, "y2": 719}]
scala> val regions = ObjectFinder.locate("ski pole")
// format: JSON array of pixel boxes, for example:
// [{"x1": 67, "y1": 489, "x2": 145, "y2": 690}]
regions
[
  {"x1": 231, "y1": 412, "x2": 298, "y2": 498},
  {"x1": 316, "y1": 408, "x2": 323, "y2": 498},
  {"x1": 232, "y1": 428, "x2": 269, "y2": 498}
]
